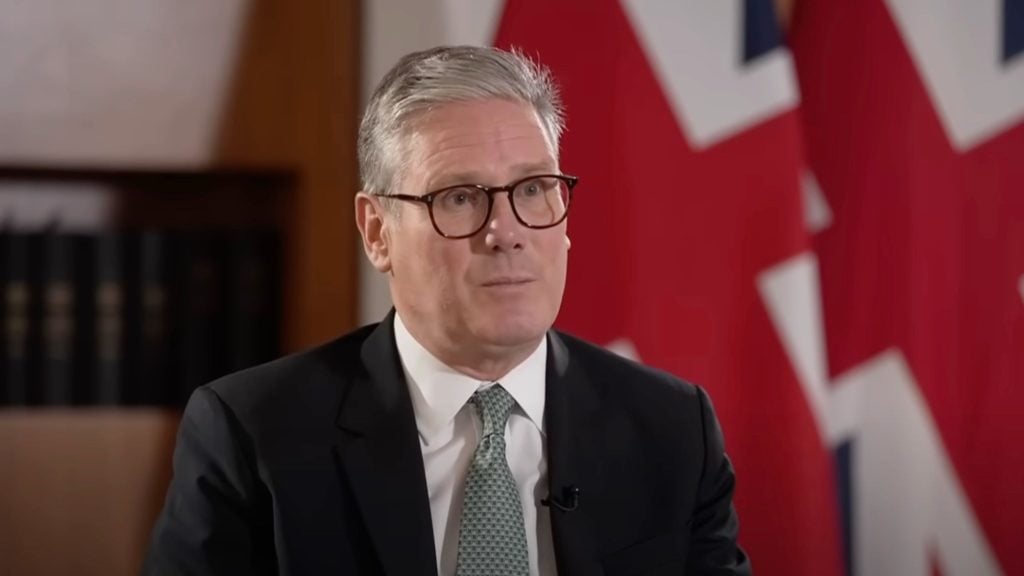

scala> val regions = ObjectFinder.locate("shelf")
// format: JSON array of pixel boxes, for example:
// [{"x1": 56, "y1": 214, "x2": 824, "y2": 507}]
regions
[{"x1": 0, "y1": 0, "x2": 359, "y2": 570}]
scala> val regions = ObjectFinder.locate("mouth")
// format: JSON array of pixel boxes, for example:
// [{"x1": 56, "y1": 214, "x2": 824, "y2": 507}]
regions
[{"x1": 481, "y1": 277, "x2": 535, "y2": 287}]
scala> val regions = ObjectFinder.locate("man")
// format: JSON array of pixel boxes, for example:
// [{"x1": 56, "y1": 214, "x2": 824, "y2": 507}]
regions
[{"x1": 144, "y1": 46, "x2": 750, "y2": 575}]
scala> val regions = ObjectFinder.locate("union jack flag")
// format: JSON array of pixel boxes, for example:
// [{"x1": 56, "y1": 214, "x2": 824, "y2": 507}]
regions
[{"x1": 362, "y1": 1, "x2": 1024, "y2": 573}]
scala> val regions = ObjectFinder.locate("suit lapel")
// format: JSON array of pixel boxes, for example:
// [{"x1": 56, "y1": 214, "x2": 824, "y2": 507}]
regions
[
  {"x1": 545, "y1": 332, "x2": 606, "y2": 575},
  {"x1": 334, "y1": 313, "x2": 438, "y2": 576},
  {"x1": 333, "y1": 321, "x2": 606, "y2": 575}
]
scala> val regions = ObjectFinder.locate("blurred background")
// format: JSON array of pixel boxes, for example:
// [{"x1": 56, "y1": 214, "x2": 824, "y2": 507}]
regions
[{"x1": 1, "y1": 0, "x2": 1021, "y2": 574}]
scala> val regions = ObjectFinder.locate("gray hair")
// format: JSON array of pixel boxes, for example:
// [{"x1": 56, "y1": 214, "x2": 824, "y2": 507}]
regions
[{"x1": 358, "y1": 45, "x2": 566, "y2": 196}]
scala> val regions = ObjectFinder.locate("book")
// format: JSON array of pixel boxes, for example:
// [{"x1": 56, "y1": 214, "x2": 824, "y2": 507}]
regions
[
  {"x1": 173, "y1": 230, "x2": 228, "y2": 406},
  {"x1": 2, "y1": 232, "x2": 41, "y2": 405},
  {"x1": 226, "y1": 228, "x2": 282, "y2": 373},
  {"x1": 39, "y1": 231, "x2": 91, "y2": 406},
  {"x1": 124, "y1": 229, "x2": 173, "y2": 406},
  {"x1": 91, "y1": 231, "x2": 125, "y2": 405}
]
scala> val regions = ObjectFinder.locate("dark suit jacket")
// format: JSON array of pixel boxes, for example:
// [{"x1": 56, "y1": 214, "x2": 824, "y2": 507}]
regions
[{"x1": 144, "y1": 313, "x2": 750, "y2": 575}]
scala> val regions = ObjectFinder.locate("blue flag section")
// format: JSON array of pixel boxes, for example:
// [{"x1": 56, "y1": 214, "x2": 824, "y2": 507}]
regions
[
  {"x1": 743, "y1": 0, "x2": 783, "y2": 63},
  {"x1": 1005, "y1": 0, "x2": 1024, "y2": 62}
]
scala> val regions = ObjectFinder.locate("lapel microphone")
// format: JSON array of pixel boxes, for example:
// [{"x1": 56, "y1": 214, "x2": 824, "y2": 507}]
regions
[{"x1": 541, "y1": 485, "x2": 581, "y2": 512}]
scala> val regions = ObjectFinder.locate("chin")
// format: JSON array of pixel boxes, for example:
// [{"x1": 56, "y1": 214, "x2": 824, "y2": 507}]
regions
[{"x1": 472, "y1": 309, "x2": 552, "y2": 348}]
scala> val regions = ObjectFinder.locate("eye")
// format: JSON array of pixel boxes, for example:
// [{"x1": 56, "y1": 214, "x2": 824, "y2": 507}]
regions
[
  {"x1": 521, "y1": 179, "x2": 544, "y2": 197},
  {"x1": 438, "y1": 187, "x2": 482, "y2": 209}
]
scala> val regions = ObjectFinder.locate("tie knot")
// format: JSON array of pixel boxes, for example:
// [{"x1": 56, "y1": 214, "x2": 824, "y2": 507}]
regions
[{"x1": 470, "y1": 384, "x2": 516, "y2": 437}]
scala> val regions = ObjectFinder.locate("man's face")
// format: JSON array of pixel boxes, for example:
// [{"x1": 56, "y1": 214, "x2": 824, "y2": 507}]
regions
[{"x1": 366, "y1": 98, "x2": 569, "y2": 366}]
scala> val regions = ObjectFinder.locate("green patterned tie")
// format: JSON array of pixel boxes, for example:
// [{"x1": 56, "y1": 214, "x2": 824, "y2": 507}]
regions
[{"x1": 455, "y1": 385, "x2": 530, "y2": 576}]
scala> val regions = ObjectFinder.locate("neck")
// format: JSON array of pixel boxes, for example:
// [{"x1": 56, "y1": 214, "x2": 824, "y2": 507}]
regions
[
  {"x1": 441, "y1": 340, "x2": 542, "y2": 381},
  {"x1": 396, "y1": 313, "x2": 543, "y2": 381}
]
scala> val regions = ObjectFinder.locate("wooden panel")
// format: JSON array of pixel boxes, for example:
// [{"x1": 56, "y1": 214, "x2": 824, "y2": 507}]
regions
[
  {"x1": 0, "y1": 0, "x2": 361, "y2": 351},
  {"x1": 215, "y1": 0, "x2": 361, "y2": 350},
  {"x1": 0, "y1": 2, "x2": 360, "y2": 574},
  {"x1": 0, "y1": 410, "x2": 180, "y2": 576}
]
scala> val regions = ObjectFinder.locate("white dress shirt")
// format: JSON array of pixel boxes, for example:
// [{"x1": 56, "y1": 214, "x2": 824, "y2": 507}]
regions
[{"x1": 393, "y1": 314, "x2": 557, "y2": 576}]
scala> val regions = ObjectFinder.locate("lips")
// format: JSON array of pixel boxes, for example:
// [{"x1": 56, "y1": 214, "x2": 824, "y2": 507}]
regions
[{"x1": 481, "y1": 276, "x2": 534, "y2": 287}]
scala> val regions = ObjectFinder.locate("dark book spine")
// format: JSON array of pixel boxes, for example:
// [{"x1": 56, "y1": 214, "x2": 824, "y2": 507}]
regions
[
  {"x1": 92, "y1": 232, "x2": 124, "y2": 405},
  {"x1": 0, "y1": 229, "x2": 6, "y2": 404},
  {"x1": 226, "y1": 229, "x2": 282, "y2": 372},
  {"x1": 174, "y1": 231, "x2": 228, "y2": 406},
  {"x1": 3, "y1": 233, "x2": 40, "y2": 405},
  {"x1": 40, "y1": 232, "x2": 79, "y2": 405},
  {"x1": 124, "y1": 230, "x2": 172, "y2": 406}
]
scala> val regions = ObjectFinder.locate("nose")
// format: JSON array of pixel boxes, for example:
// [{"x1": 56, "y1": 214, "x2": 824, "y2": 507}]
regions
[{"x1": 484, "y1": 192, "x2": 524, "y2": 252}]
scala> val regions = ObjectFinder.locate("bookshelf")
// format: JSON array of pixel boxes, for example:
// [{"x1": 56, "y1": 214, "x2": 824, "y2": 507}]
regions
[
  {"x1": 0, "y1": 0, "x2": 360, "y2": 573},
  {"x1": 0, "y1": 167, "x2": 293, "y2": 407}
]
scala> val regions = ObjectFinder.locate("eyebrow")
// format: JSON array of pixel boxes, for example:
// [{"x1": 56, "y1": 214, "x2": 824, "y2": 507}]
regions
[{"x1": 428, "y1": 162, "x2": 558, "y2": 190}]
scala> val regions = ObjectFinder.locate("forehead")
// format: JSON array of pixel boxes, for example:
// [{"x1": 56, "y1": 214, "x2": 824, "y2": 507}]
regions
[{"x1": 404, "y1": 99, "x2": 557, "y2": 187}]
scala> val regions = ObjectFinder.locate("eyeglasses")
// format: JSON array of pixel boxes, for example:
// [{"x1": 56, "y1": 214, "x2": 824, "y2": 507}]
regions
[{"x1": 380, "y1": 173, "x2": 578, "y2": 239}]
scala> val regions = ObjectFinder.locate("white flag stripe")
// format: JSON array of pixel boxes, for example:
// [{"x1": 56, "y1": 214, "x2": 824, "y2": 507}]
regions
[
  {"x1": 759, "y1": 255, "x2": 1004, "y2": 575},
  {"x1": 619, "y1": 0, "x2": 799, "y2": 149},
  {"x1": 800, "y1": 170, "x2": 833, "y2": 235},
  {"x1": 756, "y1": 253, "x2": 832, "y2": 441},
  {"x1": 605, "y1": 338, "x2": 641, "y2": 363},
  {"x1": 884, "y1": 0, "x2": 1024, "y2": 150}
]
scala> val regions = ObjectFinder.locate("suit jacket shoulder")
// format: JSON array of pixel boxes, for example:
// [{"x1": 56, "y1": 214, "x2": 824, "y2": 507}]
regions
[
  {"x1": 545, "y1": 330, "x2": 749, "y2": 575},
  {"x1": 204, "y1": 323, "x2": 375, "y2": 439},
  {"x1": 553, "y1": 329, "x2": 702, "y2": 396},
  {"x1": 552, "y1": 329, "x2": 713, "y2": 443},
  {"x1": 143, "y1": 322, "x2": 406, "y2": 576}
]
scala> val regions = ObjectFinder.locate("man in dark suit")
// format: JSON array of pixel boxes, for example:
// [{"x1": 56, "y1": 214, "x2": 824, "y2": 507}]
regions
[{"x1": 144, "y1": 45, "x2": 750, "y2": 575}]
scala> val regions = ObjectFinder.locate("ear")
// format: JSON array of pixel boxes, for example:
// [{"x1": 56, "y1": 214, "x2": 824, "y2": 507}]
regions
[
  {"x1": 355, "y1": 192, "x2": 393, "y2": 273},
  {"x1": 565, "y1": 234, "x2": 572, "y2": 250}
]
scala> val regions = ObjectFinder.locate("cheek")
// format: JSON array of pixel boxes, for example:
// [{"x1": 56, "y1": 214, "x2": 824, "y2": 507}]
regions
[
  {"x1": 544, "y1": 231, "x2": 570, "y2": 281},
  {"x1": 391, "y1": 228, "x2": 444, "y2": 287},
  {"x1": 412, "y1": 242, "x2": 469, "y2": 299}
]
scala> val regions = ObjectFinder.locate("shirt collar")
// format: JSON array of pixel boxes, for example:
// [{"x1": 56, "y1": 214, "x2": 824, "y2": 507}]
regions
[{"x1": 393, "y1": 313, "x2": 547, "y2": 444}]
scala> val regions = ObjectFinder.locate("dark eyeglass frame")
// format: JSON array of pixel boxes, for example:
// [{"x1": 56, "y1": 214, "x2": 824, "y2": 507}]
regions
[{"x1": 378, "y1": 173, "x2": 579, "y2": 239}]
